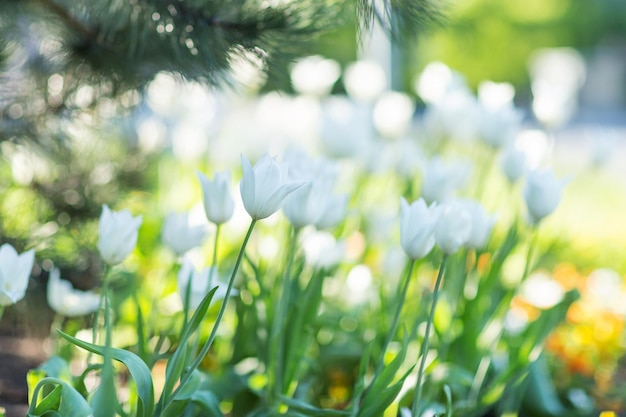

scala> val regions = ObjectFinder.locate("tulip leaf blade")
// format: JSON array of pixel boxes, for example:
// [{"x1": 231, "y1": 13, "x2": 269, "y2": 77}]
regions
[
  {"x1": 57, "y1": 330, "x2": 155, "y2": 417},
  {"x1": 27, "y1": 377, "x2": 93, "y2": 417}
]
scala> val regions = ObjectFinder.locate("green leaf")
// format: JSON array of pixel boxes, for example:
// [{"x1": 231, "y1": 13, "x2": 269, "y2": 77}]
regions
[
  {"x1": 133, "y1": 292, "x2": 149, "y2": 365},
  {"x1": 57, "y1": 330, "x2": 155, "y2": 417},
  {"x1": 366, "y1": 333, "x2": 409, "y2": 396},
  {"x1": 522, "y1": 357, "x2": 566, "y2": 417},
  {"x1": 190, "y1": 390, "x2": 223, "y2": 416},
  {"x1": 38, "y1": 356, "x2": 72, "y2": 381},
  {"x1": 444, "y1": 385, "x2": 453, "y2": 417},
  {"x1": 27, "y1": 377, "x2": 92, "y2": 417},
  {"x1": 160, "y1": 371, "x2": 223, "y2": 417},
  {"x1": 90, "y1": 346, "x2": 117, "y2": 417},
  {"x1": 358, "y1": 375, "x2": 411, "y2": 417},
  {"x1": 33, "y1": 384, "x2": 62, "y2": 414},
  {"x1": 281, "y1": 396, "x2": 350, "y2": 416},
  {"x1": 347, "y1": 344, "x2": 372, "y2": 414},
  {"x1": 160, "y1": 286, "x2": 218, "y2": 403}
]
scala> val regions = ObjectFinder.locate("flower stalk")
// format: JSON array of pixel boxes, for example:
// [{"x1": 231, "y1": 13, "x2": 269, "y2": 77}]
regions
[
  {"x1": 171, "y1": 219, "x2": 257, "y2": 398},
  {"x1": 412, "y1": 254, "x2": 449, "y2": 417},
  {"x1": 269, "y1": 226, "x2": 301, "y2": 407},
  {"x1": 374, "y1": 259, "x2": 416, "y2": 379}
]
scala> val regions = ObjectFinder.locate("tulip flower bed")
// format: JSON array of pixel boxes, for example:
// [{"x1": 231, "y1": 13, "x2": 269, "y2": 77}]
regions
[{"x1": 0, "y1": 60, "x2": 621, "y2": 417}]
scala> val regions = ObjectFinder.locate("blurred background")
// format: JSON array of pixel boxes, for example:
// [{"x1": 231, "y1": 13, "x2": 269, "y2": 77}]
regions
[{"x1": 1, "y1": 0, "x2": 626, "y2": 414}]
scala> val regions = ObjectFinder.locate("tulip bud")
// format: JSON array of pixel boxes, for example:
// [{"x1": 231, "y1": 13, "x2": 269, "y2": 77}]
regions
[
  {"x1": 459, "y1": 200, "x2": 497, "y2": 250},
  {"x1": 314, "y1": 193, "x2": 348, "y2": 230},
  {"x1": 177, "y1": 258, "x2": 232, "y2": 310},
  {"x1": 240, "y1": 153, "x2": 305, "y2": 220},
  {"x1": 399, "y1": 197, "x2": 437, "y2": 260},
  {"x1": 420, "y1": 157, "x2": 469, "y2": 204},
  {"x1": 197, "y1": 171, "x2": 235, "y2": 225},
  {"x1": 162, "y1": 212, "x2": 208, "y2": 256},
  {"x1": 501, "y1": 146, "x2": 527, "y2": 183},
  {"x1": 523, "y1": 168, "x2": 566, "y2": 225},
  {"x1": 0, "y1": 244, "x2": 34, "y2": 306},
  {"x1": 47, "y1": 268, "x2": 101, "y2": 317},
  {"x1": 434, "y1": 201, "x2": 472, "y2": 254},
  {"x1": 97, "y1": 205, "x2": 143, "y2": 265}
]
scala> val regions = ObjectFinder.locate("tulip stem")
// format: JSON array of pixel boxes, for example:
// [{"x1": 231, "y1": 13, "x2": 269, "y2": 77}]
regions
[
  {"x1": 269, "y1": 226, "x2": 301, "y2": 408},
  {"x1": 412, "y1": 254, "x2": 448, "y2": 417},
  {"x1": 374, "y1": 259, "x2": 416, "y2": 379},
  {"x1": 172, "y1": 219, "x2": 256, "y2": 399},
  {"x1": 210, "y1": 225, "x2": 221, "y2": 277},
  {"x1": 91, "y1": 265, "x2": 109, "y2": 348},
  {"x1": 522, "y1": 230, "x2": 538, "y2": 282}
]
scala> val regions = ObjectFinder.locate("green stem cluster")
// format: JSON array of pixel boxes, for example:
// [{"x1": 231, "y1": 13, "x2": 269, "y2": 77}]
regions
[
  {"x1": 185, "y1": 220, "x2": 256, "y2": 380},
  {"x1": 412, "y1": 254, "x2": 449, "y2": 416},
  {"x1": 268, "y1": 226, "x2": 301, "y2": 410},
  {"x1": 374, "y1": 259, "x2": 416, "y2": 379}
]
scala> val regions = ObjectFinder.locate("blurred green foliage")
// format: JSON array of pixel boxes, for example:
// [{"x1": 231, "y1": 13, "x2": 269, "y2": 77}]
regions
[{"x1": 409, "y1": 0, "x2": 626, "y2": 92}]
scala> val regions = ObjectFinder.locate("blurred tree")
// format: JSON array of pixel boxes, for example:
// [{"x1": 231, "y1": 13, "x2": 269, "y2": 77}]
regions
[
  {"x1": 0, "y1": 0, "x2": 442, "y2": 143},
  {"x1": 405, "y1": 0, "x2": 626, "y2": 95}
]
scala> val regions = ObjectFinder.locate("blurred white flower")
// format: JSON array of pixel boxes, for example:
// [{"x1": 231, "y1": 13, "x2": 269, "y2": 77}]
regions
[
  {"x1": 420, "y1": 157, "x2": 470, "y2": 204},
  {"x1": 373, "y1": 92, "x2": 415, "y2": 139},
  {"x1": 343, "y1": 60, "x2": 387, "y2": 102},
  {"x1": 400, "y1": 197, "x2": 437, "y2": 260},
  {"x1": 282, "y1": 150, "x2": 347, "y2": 229},
  {"x1": 291, "y1": 55, "x2": 340, "y2": 97},
  {"x1": 197, "y1": 171, "x2": 235, "y2": 225},
  {"x1": 162, "y1": 212, "x2": 208, "y2": 256},
  {"x1": 319, "y1": 97, "x2": 375, "y2": 158},
  {"x1": 479, "y1": 104, "x2": 523, "y2": 149},
  {"x1": 414, "y1": 62, "x2": 469, "y2": 104},
  {"x1": 519, "y1": 272, "x2": 565, "y2": 309},
  {"x1": 500, "y1": 146, "x2": 527, "y2": 183},
  {"x1": 228, "y1": 47, "x2": 267, "y2": 92},
  {"x1": 399, "y1": 407, "x2": 413, "y2": 417},
  {"x1": 240, "y1": 153, "x2": 305, "y2": 220},
  {"x1": 523, "y1": 168, "x2": 567, "y2": 225},
  {"x1": 459, "y1": 200, "x2": 497, "y2": 250},
  {"x1": 345, "y1": 264, "x2": 374, "y2": 305},
  {"x1": 47, "y1": 268, "x2": 100, "y2": 317},
  {"x1": 530, "y1": 48, "x2": 586, "y2": 129},
  {"x1": 0, "y1": 244, "x2": 34, "y2": 306},
  {"x1": 478, "y1": 81, "x2": 516, "y2": 110},
  {"x1": 390, "y1": 138, "x2": 424, "y2": 179},
  {"x1": 586, "y1": 268, "x2": 623, "y2": 311},
  {"x1": 301, "y1": 230, "x2": 345, "y2": 269},
  {"x1": 98, "y1": 205, "x2": 142, "y2": 265},
  {"x1": 434, "y1": 201, "x2": 472, "y2": 254},
  {"x1": 314, "y1": 194, "x2": 348, "y2": 230},
  {"x1": 423, "y1": 89, "x2": 482, "y2": 143},
  {"x1": 177, "y1": 258, "x2": 232, "y2": 310}
]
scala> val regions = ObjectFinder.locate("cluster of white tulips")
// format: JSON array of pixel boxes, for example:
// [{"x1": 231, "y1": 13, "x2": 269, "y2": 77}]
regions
[{"x1": 2, "y1": 57, "x2": 580, "y2": 417}]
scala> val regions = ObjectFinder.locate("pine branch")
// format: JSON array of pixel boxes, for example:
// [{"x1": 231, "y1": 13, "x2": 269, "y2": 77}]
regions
[{"x1": 36, "y1": 0, "x2": 95, "y2": 40}]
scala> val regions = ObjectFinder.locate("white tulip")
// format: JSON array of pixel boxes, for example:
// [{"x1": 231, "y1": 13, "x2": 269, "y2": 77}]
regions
[
  {"x1": 501, "y1": 146, "x2": 527, "y2": 183},
  {"x1": 240, "y1": 153, "x2": 305, "y2": 220},
  {"x1": 97, "y1": 205, "x2": 143, "y2": 265},
  {"x1": 420, "y1": 157, "x2": 470, "y2": 204},
  {"x1": 434, "y1": 201, "x2": 472, "y2": 254},
  {"x1": 523, "y1": 169, "x2": 566, "y2": 225},
  {"x1": 459, "y1": 200, "x2": 497, "y2": 250},
  {"x1": 399, "y1": 198, "x2": 437, "y2": 260},
  {"x1": 47, "y1": 268, "x2": 100, "y2": 317},
  {"x1": 162, "y1": 212, "x2": 208, "y2": 256},
  {"x1": 197, "y1": 171, "x2": 235, "y2": 225},
  {"x1": 0, "y1": 244, "x2": 34, "y2": 306},
  {"x1": 177, "y1": 258, "x2": 232, "y2": 310}
]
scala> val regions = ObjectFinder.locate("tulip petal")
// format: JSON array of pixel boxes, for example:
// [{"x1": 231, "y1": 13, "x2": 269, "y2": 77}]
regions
[{"x1": 240, "y1": 154, "x2": 256, "y2": 217}]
